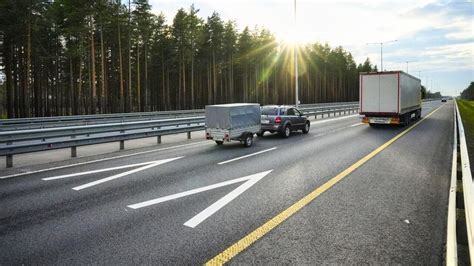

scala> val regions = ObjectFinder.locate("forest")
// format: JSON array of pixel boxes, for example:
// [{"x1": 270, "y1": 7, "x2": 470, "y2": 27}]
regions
[{"x1": 0, "y1": 0, "x2": 378, "y2": 118}]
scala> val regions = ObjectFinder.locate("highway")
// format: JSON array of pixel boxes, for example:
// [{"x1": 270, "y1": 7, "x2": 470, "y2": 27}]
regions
[{"x1": 0, "y1": 100, "x2": 452, "y2": 264}]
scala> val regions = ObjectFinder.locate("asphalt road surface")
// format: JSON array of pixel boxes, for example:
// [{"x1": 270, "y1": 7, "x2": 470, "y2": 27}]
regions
[{"x1": 0, "y1": 100, "x2": 452, "y2": 264}]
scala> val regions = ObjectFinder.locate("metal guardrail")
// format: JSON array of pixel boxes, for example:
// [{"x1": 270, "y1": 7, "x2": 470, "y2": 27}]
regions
[
  {"x1": 0, "y1": 109, "x2": 205, "y2": 131},
  {"x1": 446, "y1": 101, "x2": 474, "y2": 265},
  {"x1": 0, "y1": 103, "x2": 360, "y2": 168},
  {"x1": 0, "y1": 116, "x2": 205, "y2": 143},
  {"x1": 0, "y1": 101, "x2": 359, "y2": 131}
]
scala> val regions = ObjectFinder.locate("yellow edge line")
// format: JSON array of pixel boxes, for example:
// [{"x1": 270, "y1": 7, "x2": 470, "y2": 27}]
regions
[{"x1": 206, "y1": 104, "x2": 445, "y2": 265}]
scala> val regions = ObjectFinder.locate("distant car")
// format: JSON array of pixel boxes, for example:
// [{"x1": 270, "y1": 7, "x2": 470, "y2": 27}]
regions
[
  {"x1": 259, "y1": 105, "x2": 310, "y2": 137},
  {"x1": 441, "y1": 98, "x2": 447, "y2": 102}
]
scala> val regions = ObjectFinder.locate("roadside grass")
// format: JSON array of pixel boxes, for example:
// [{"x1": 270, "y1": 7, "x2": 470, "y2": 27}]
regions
[{"x1": 457, "y1": 99, "x2": 474, "y2": 163}]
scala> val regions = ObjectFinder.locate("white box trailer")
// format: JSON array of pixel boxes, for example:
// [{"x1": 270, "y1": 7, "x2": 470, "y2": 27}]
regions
[
  {"x1": 359, "y1": 71, "x2": 422, "y2": 126},
  {"x1": 205, "y1": 103, "x2": 261, "y2": 147}
]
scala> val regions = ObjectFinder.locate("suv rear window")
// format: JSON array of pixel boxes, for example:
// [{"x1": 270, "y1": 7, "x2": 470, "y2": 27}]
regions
[{"x1": 261, "y1": 107, "x2": 279, "y2": 115}]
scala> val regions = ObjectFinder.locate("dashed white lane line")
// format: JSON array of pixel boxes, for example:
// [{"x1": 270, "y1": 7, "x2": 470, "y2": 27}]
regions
[
  {"x1": 72, "y1": 157, "x2": 182, "y2": 191},
  {"x1": 312, "y1": 122, "x2": 363, "y2": 138},
  {"x1": 217, "y1": 147, "x2": 277, "y2": 165},
  {"x1": 0, "y1": 141, "x2": 209, "y2": 179},
  {"x1": 310, "y1": 114, "x2": 359, "y2": 125}
]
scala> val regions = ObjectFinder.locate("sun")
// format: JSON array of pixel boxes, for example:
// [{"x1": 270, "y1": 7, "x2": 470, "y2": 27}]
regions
[{"x1": 276, "y1": 28, "x2": 310, "y2": 45}]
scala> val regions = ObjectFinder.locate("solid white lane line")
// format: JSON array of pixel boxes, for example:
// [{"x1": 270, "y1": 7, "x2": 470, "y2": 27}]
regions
[
  {"x1": 310, "y1": 114, "x2": 359, "y2": 125},
  {"x1": 1, "y1": 141, "x2": 209, "y2": 179},
  {"x1": 128, "y1": 176, "x2": 253, "y2": 209},
  {"x1": 183, "y1": 170, "x2": 272, "y2": 228},
  {"x1": 42, "y1": 161, "x2": 160, "y2": 181},
  {"x1": 217, "y1": 147, "x2": 277, "y2": 165},
  {"x1": 350, "y1": 122, "x2": 364, "y2": 127},
  {"x1": 72, "y1": 157, "x2": 182, "y2": 191}
]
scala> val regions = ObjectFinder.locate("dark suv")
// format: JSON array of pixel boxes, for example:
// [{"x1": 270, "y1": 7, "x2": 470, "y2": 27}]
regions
[{"x1": 259, "y1": 105, "x2": 310, "y2": 137}]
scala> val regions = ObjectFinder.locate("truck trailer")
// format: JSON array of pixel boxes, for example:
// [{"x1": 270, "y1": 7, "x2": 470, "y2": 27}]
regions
[
  {"x1": 205, "y1": 103, "x2": 261, "y2": 147},
  {"x1": 359, "y1": 71, "x2": 421, "y2": 126}
]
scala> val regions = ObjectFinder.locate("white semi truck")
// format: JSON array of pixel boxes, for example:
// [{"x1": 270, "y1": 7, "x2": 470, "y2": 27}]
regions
[{"x1": 359, "y1": 71, "x2": 422, "y2": 126}]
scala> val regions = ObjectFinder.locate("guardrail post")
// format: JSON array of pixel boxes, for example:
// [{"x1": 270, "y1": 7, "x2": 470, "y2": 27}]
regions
[
  {"x1": 71, "y1": 146, "x2": 77, "y2": 158},
  {"x1": 6, "y1": 155, "x2": 13, "y2": 168},
  {"x1": 120, "y1": 140, "x2": 125, "y2": 150},
  {"x1": 187, "y1": 132, "x2": 191, "y2": 139},
  {"x1": 157, "y1": 136, "x2": 162, "y2": 144}
]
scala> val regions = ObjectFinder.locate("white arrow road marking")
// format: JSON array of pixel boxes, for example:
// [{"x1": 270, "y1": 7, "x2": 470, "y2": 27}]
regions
[
  {"x1": 42, "y1": 161, "x2": 161, "y2": 181},
  {"x1": 217, "y1": 147, "x2": 277, "y2": 165},
  {"x1": 127, "y1": 170, "x2": 273, "y2": 228},
  {"x1": 184, "y1": 170, "x2": 272, "y2": 228},
  {"x1": 70, "y1": 157, "x2": 182, "y2": 191}
]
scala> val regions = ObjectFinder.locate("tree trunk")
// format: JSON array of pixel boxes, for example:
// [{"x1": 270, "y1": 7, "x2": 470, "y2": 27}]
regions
[
  {"x1": 69, "y1": 57, "x2": 75, "y2": 115},
  {"x1": 78, "y1": 56, "x2": 83, "y2": 114},
  {"x1": 118, "y1": 23, "x2": 124, "y2": 112},
  {"x1": 213, "y1": 51, "x2": 216, "y2": 104},
  {"x1": 127, "y1": 0, "x2": 132, "y2": 112},
  {"x1": 90, "y1": 16, "x2": 97, "y2": 114},
  {"x1": 100, "y1": 23, "x2": 106, "y2": 113},
  {"x1": 5, "y1": 36, "x2": 13, "y2": 118},
  {"x1": 137, "y1": 44, "x2": 140, "y2": 111},
  {"x1": 182, "y1": 52, "x2": 186, "y2": 109},
  {"x1": 191, "y1": 52, "x2": 194, "y2": 109},
  {"x1": 144, "y1": 43, "x2": 148, "y2": 111}
]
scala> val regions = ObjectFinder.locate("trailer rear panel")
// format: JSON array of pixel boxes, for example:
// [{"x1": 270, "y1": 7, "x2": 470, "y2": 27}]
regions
[
  {"x1": 359, "y1": 71, "x2": 421, "y2": 125},
  {"x1": 360, "y1": 71, "x2": 420, "y2": 115}
]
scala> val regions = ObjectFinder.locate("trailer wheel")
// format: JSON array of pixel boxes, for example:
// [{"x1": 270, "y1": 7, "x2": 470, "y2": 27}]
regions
[
  {"x1": 215, "y1": 140, "x2": 223, "y2": 145},
  {"x1": 416, "y1": 109, "x2": 421, "y2": 119},
  {"x1": 243, "y1": 134, "x2": 253, "y2": 147}
]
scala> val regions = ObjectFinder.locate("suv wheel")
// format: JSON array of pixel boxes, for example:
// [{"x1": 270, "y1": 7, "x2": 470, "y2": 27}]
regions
[
  {"x1": 302, "y1": 122, "x2": 310, "y2": 134},
  {"x1": 282, "y1": 125, "x2": 291, "y2": 138}
]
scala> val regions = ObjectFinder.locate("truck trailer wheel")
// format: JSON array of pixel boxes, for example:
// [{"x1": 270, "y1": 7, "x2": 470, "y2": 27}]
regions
[
  {"x1": 215, "y1": 140, "x2": 224, "y2": 145},
  {"x1": 243, "y1": 134, "x2": 253, "y2": 147},
  {"x1": 403, "y1": 114, "x2": 410, "y2": 126}
]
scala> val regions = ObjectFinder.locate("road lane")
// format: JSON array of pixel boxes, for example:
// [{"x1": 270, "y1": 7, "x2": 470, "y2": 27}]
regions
[
  {"x1": 230, "y1": 101, "x2": 453, "y2": 264},
  {"x1": 0, "y1": 101, "x2": 448, "y2": 264}
]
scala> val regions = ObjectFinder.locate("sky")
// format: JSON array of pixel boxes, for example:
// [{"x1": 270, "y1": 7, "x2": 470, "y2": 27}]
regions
[{"x1": 149, "y1": 0, "x2": 473, "y2": 96}]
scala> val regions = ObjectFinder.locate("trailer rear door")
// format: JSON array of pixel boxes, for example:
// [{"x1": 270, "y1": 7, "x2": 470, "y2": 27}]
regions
[
  {"x1": 379, "y1": 74, "x2": 398, "y2": 113},
  {"x1": 361, "y1": 75, "x2": 379, "y2": 113},
  {"x1": 360, "y1": 73, "x2": 399, "y2": 114}
]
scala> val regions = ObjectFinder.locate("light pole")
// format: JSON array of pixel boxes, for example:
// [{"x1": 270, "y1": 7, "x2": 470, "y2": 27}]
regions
[
  {"x1": 294, "y1": 0, "x2": 299, "y2": 107},
  {"x1": 366, "y1": 40, "x2": 397, "y2": 72},
  {"x1": 405, "y1": 61, "x2": 417, "y2": 73}
]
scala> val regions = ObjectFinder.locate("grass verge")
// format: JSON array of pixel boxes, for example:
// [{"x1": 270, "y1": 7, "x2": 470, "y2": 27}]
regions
[{"x1": 457, "y1": 99, "x2": 474, "y2": 163}]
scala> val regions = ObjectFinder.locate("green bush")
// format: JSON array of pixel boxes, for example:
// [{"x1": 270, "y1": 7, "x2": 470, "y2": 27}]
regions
[{"x1": 460, "y1": 82, "x2": 474, "y2": 100}]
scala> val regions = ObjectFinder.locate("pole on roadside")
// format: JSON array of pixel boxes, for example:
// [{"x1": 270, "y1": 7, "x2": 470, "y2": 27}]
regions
[
  {"x1": 294, "y1": 0, "x2": 299, "y2": 107},
  {"x1": 366, "y1": 40, "x2": 397, "y2": 71}
]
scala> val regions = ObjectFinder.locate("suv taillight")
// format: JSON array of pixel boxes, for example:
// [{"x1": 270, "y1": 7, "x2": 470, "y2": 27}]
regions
[{"x1": 275, "y1": 116, "x2": 282, "y2": 124}]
